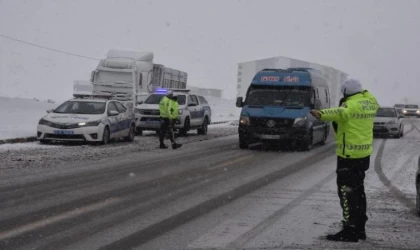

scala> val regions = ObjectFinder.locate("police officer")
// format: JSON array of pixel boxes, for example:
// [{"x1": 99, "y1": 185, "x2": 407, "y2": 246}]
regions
[
  {"x1": 168, "y1": 94, "x2": 182, "y2": 149},
  {"x1": 310, "y1": 79, "x2": 379, "y2": 242},
  {"x1": 158, "y1": 91, "x2": 182, "y2": 149},
  {"x1": 159, "y1": 91, "x2": 172, "y2": 149}
]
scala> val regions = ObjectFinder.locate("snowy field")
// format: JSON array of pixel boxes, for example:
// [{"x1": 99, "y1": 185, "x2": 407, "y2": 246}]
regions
[
  {"x1": 0, "y1": 97, "x2": 57, "y2": 140},
  {"x1": 0, "y1": 96, "x2": 240, "y2": 140}
]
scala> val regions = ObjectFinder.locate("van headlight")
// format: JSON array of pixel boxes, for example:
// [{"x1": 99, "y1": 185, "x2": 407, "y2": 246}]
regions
[
  {"x1": 240, "y1": 115, "x2": 250, "y2": 125},
  {"x1": 293, "y1": 117, "x2": 307, "y2": 127}
]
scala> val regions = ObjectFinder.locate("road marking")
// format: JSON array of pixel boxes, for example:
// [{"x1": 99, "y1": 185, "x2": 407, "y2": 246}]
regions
[
  {"x1": 207, "y1": 155, "x2": 254, "y2": 170},
  {"x1": 0, "y1": 198, "x2": 120, "y2": 241}
]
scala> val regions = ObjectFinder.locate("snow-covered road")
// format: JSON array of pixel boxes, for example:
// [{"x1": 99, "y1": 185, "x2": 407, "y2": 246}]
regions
[{"x1": 0, "y1": 120, "x2": 419, "y2": 250}]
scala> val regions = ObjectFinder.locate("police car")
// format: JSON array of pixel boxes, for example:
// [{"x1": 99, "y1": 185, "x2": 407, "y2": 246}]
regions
[
  {"x1": 37, "y1": 94, "x2": 136, "y2": 144},
  {"x1": 134, "y1": 89, "x2": 212, "y2": 136}
]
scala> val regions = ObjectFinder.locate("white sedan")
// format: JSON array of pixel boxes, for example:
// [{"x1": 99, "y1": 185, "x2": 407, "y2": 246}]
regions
[{"x1": 37, "y1": 98, "x2": 136, "y2": 144}]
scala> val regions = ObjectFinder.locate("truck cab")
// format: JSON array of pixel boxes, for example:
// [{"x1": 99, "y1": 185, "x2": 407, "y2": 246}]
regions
[{"x1": 236, "y1": 68, "x2": 331, "y2": 150}]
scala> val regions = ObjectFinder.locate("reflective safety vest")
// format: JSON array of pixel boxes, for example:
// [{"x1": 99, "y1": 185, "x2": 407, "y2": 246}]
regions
[
  {"x1": 319, "y1": 90, "x2": 379, "y2": 159},
  {"x1": 159, "y1": 96, "x2": 170, "y2": 118},
  {"x1": 168, "y1": 99, "x2": 179, "y2": 120}
]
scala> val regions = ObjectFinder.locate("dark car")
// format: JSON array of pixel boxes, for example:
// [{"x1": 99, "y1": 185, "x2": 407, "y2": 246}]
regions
[{"x1": 417, "y1": 156, "x2": 420, "y2": 216}]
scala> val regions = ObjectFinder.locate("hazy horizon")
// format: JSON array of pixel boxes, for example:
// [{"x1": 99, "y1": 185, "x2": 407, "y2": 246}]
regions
[{"x1": 1, "y1": 0, "x2": 420, "y2": 105}]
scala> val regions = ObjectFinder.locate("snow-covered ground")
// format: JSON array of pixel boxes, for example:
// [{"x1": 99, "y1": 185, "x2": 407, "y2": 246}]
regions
[
  {"x1": 0, "y1": 96, "x2": 58, "y2": 140},
  {"x1": 205, "y1": 96, "x2": 240, "y2": 123},
  {"x1": 0, "y1": 95, "x2": 240, "y2": 140}
]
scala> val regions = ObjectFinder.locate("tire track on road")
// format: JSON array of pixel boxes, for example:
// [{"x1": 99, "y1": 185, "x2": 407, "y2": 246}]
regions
[
  {"x1": 374, "y1": 138, "x2": 417, "y2": 213},
  {"x1": 98, "y1": 144, "x2": 336, "y2": 250},
  {"x1": 227, "y1": 169, "x2": 337, "y2": 248}
]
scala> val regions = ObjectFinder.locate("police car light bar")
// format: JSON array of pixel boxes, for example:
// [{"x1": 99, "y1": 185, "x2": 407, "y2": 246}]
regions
[{"x1": 73, "y1": 92, "x2": 114, "y2": 99}]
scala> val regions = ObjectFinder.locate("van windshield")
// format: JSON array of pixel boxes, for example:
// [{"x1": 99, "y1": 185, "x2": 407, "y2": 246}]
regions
[{"x1": 246, "y1": 86, "x2": 310, "y2": 107}]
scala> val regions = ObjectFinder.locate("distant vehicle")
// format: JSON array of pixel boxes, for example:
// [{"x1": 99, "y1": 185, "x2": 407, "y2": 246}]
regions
[
  {"x1": 37, "y1": 94, "x2": 136, "y2": 144},
  {"x1": 236, "y1": 68, "x2": 331, "y2": 150},
  {"x1": 416, "y1": 157, "x2": 420, "y2": 216},
  {"x1": 90, "y1": 49, "x2": 188, "y2": 107},
  {"x1": 394, "y1": 104, "x2": 405, "y2": 114},
  {"x1": 135, "y1": 89, "x2": 211, "y2": 136},
  {"x1": 373, "y1": 107, "x2": 404, "y2": 138},
  {"x1": 402, "y1": 104, "x2": 420, "y2": 117}
]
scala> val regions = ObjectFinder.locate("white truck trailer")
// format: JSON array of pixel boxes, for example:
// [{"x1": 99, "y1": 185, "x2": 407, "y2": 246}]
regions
[
  {"x1": 89, "y1": 50, "x2": 188, "y2": 107},
  {"x1": 236, "y1": 56, "x2": 347, "y2": 106}
]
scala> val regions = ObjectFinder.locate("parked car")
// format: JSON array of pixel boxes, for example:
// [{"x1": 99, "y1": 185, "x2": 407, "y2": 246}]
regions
[
  {"x1": 135, "y1": 89, "x2": 211, "y2": 136},
  {"x1": 402, "y1": 104, "x2": 420, "y2": 117},
  {"x1": 394, "y1": 104, "x2": 405, "y2": 115},
  {"x1": 373, "y1": 107, "x2": 404, "y2": 138},
  {"x1": 37, "y1": 95, "x2": 136, "y2": 144}
]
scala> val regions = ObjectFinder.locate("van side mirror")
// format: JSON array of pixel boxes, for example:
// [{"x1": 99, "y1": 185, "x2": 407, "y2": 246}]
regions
[
  {"x1": 236, "y1": 97, "x2": 244, "y2": 108},
  {"x1": 90, "y1": 71, "x2": 95, "y2": 82},
  {"x1": 314, "y1": 100, "x2": 322, "y2": 109},
  {"x1": 46, "y1": 109, "x2": 54, "y2": 113}
]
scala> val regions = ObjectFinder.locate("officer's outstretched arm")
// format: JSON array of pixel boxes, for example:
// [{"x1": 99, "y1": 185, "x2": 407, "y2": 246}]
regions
[{"x1": 319, "y1": 107, "x2": 351, "y2": 122}]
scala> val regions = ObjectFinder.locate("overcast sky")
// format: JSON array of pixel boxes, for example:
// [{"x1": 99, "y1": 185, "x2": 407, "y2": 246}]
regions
[{"x1": 1, "y1": 0, "x2": 419, "y2": 104}]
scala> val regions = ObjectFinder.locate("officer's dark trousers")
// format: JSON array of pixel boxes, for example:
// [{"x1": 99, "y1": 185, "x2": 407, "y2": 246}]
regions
[
  {"x1": 159, "y1": 118, "x2": 174, "y2": 144},
  {"x1": 336, "y1": 156, "x2": 370, "y2": 232}
]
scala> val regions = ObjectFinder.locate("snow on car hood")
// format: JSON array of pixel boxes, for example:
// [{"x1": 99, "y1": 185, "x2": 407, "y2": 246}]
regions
[
  {"x1": 374, "y1": 117, "x2": 397, "y2": 123},
  {"x1": 136, "y1": 104, "x2": 159, "y2": 110},
  {"x1": 43, "y1": 113, "x2": 104, "y2": 124}
]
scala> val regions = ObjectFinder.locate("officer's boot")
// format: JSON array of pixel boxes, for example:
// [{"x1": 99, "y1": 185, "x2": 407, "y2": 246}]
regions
[
  {"x1": 172, "y1": 142, "x2": 182, "y2": 149},
  {"x1": 356, "y1": 216, "x2": 368, "y2": 240},
  {"x1": 159, "y1": 141, "x2": 168, "y2": 149},
  {"x1": 326, "y1": 225, "x2": 358, "y2": 242}
]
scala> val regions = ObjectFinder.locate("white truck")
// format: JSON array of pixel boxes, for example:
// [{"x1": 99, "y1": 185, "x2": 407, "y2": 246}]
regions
[{"x1": 89, "y1": 50, "x2": 188, "y2": 108}]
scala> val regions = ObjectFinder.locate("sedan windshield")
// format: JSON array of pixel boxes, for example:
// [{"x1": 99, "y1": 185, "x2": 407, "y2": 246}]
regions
[
  {"x1": 54, "y1": 101, "x2": 106, "y2": 114},
  {"x1": 376, "y1": 108, "x2": 397, "y2": 117}
]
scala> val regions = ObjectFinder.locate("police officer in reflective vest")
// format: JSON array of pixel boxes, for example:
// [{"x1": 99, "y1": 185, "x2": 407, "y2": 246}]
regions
[
  {"x1": 158, "y1": 91, "x2": 182, "y2": 149},
  {"x1": 311, "y1": 79, "x2": 379, "y2": 242}
]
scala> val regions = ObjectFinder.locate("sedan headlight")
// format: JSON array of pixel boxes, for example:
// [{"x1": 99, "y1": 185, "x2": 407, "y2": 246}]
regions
[
  {"x1": 38, "y1": 118, "x2": 53, "y2": 126},
  {"x1": 293, "y1": 117, "x2": 307, "y2": 127},
  {"x1": 240, "y1": 115, "x2": 250, "y2": 125},
  {"x1": 403, "y1": 109, "x2": 407, "y2": 113},
  {"x1": 79, "y1": 120, "x2": 102, "y2": 127},
  {"x1": 417, "y1": 110, "x2": 420, "y2": 114}
]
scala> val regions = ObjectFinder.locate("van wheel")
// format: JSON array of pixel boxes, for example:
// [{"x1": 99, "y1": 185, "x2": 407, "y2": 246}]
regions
[
  {"x1": 39, "y1": 140, "x2": 49, "y2": 145},
  {"x1": 101, "y1": 127, "x2": 110, "y2": 145},
  {"x1": 300, "y1": 129, "x2": 313, "y2": 151},
  {"x1": 180, "y1": 117, "x2": 190, "y2": 136},
  {"x1": 198, "y1": 117, "x2": 208, "y2": 135},
  {"x1": 239, "y1": 136, "x2": 249, "y2": 149},
  {"x1": 125, "y1": 124, "x2": 135, "y2": 142},
  {"x1": 417, "y1": 182, "x2": 420, "y2": 216},
  {"x1": 319, "y1": 128, "x2": 328, "y2": 145}
]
